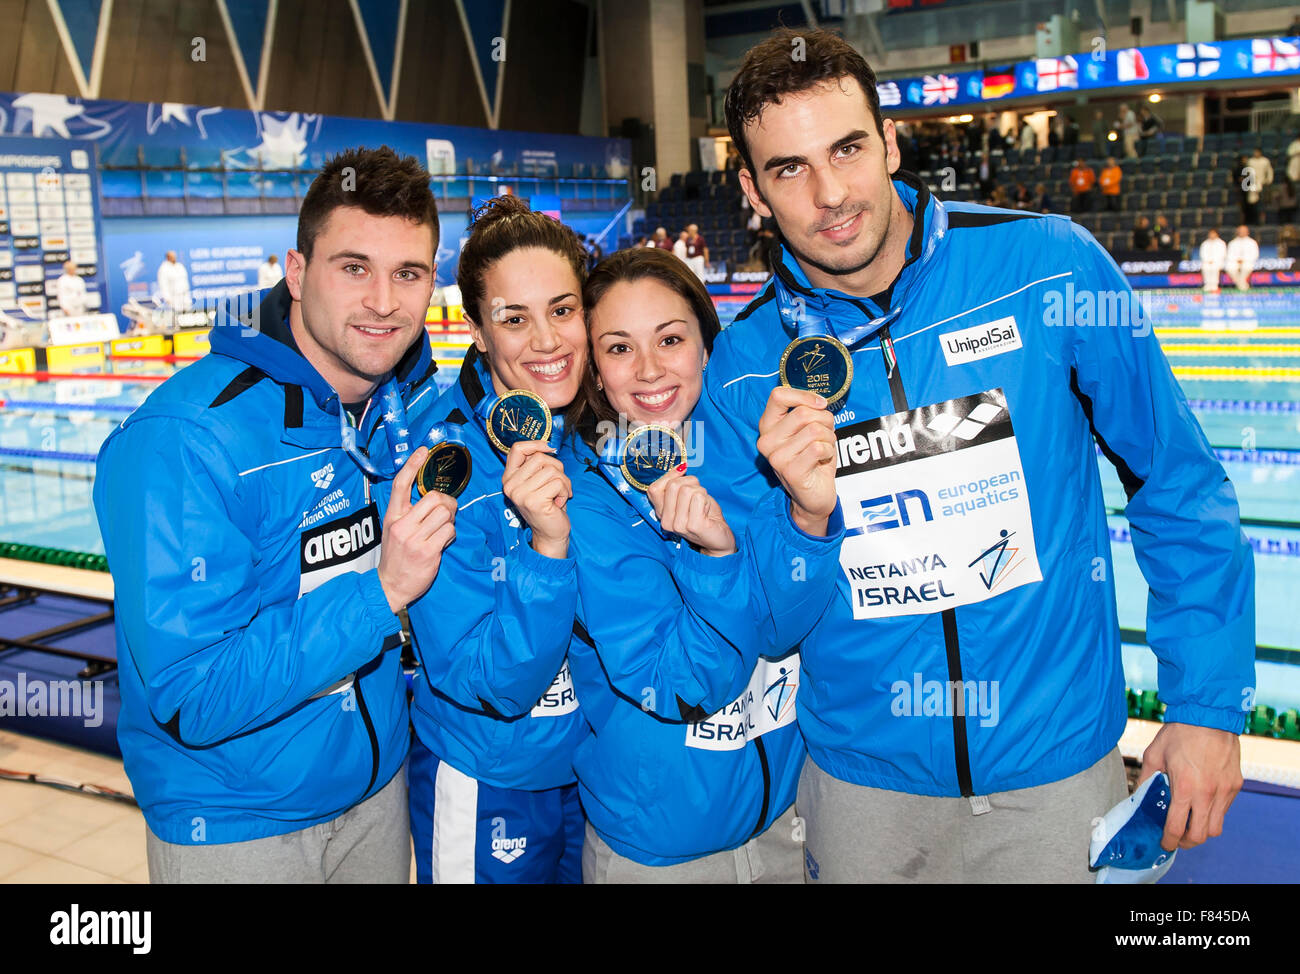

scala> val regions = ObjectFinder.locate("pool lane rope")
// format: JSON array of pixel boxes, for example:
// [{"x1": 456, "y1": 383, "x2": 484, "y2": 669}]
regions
[{"x1": 0, "y1": 540, "x2": 106, "y2": 572}]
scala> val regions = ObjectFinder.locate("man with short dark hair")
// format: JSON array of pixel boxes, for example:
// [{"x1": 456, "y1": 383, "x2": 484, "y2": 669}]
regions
[
  {"x1": 700, "y1": 27, "x2": 1254, "y2": 883},
  {"x1": 95, "y1": 146, "x2": 457, "y2": 883}
]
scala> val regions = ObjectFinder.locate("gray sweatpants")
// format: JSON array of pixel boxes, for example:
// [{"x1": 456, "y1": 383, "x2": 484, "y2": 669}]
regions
[
  {"x1": 799, "y1": 749, "x2": 1128, "y2": 883},
  {"x1": 583, "y1": 804, "x2": 805, "y2": 884},
  {"x1": 146, "y1": 770, "x2": 410, "y2": 884}
]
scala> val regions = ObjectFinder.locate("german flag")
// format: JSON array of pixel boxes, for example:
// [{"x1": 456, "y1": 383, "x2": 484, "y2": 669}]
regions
[{"x1": 981, "y1": 72, "x2": 1016, "y2": 99}]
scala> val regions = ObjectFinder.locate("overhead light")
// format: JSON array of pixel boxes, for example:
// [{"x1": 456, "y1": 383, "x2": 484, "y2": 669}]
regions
[
  {"x1": 1148, "y1": 93, "x2": 1162, "y2": 103},
  {"x1": 1107, "y1": 131, "x2": 1119, "y2": 141},
  {"x1": 957, "y1": 114, "x2": 974, "y2": 123}
]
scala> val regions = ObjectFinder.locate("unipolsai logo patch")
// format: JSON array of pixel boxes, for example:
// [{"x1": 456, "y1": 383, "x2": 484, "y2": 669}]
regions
[{"x1": 939, "y1": 316, "x2": 1022, "y2": 366}]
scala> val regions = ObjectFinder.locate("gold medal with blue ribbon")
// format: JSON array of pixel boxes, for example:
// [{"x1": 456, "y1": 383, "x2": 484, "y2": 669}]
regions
[
  {"x1": 779, "y1": 328, "x2": 853, "y2": 408},
  {"x1": 483, "y1": 389, "x2": 553, "y2": 453},
  {"x1": 415, "y1": 424, "x2": 472, "y2": 499},
  {"x1": 620, "y1": 423, "x2": 686, "y2": 492}
]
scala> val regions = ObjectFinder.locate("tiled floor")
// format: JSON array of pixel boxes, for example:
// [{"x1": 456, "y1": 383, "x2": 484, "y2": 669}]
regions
[
  {"x1": 0, "y1": 729, "x2": 417, "y2": 883},
  {"x1": 0, "y1": 729, "x2": 144, "y2": 883}
]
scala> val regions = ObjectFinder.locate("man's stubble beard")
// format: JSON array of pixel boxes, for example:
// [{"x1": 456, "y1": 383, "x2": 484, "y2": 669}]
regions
[{"x1": 768, "y1": 199, "x2": 895, "y2": 284}]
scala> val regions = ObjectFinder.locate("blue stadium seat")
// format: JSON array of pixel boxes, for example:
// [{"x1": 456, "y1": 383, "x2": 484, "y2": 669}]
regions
[
  {"x1": 143, "y1": 169, "x2": 184, "y2": 197},
  {"x1": 101, "y1": 169, "x2": 143, "y2": 198},
  {"x1": 184, "y1": 170, "x2": 223, "y2": 199},
  {"x1": 225, "y1": 171, "x2": 261, "y2": 199}
]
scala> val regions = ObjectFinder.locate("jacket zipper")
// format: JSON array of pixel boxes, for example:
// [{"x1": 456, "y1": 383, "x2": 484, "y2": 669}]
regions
[
  {"x1": 353, "y1": 673, "x2": 381, "y2": 799},
  {"x1": 748, "y1": 736, "x2": 772, "y2": 839},
  {"x1": 878, "y1": 323, "x2": 974, "y2": 798}
]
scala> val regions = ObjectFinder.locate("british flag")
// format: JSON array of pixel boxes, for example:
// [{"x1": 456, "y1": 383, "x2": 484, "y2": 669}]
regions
[
  {"x1": 1035, "y1": 55, "x2": 1078, "y2": 91},
  {"x1": 1175, "y1": 43, "x2": 1220, "y2": 78},
  {"x1": 1251, "y1": 38, "x2": 1300, "y2": 74},
  {"x1": 921, "y1": 74, "x2": 958, "y2": 105}
]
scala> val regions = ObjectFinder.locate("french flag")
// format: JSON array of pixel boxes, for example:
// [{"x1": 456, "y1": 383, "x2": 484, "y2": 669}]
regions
[{"x1": 1117, "y1": 48, "x2": 1149, "y2": 82}]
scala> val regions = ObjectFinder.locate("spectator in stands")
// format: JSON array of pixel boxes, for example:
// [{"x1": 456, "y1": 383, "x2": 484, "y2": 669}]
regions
[
  {"x1": 673, "y1": 230, "x2": 689, "y2": 262},
  {"x1": 1153, "y1": 214, "x2": 1179, "y2": 253},
  {"x1": 725, "y1": 144, "x2": 742, "y2": 171},
  {"x1": 1117, "y1": 104, "x2": 1139, "y2": 159},
  {"x1": 1131, "y1": 216, "x2": 1153, "y2": 251},
  {"x1": 1012, "y1": 181, "x2": 1031, "y2": 209},
  {"x1": 1287, "y1": 130, "x2": 1300, "y2": 185},
  {"x1": 1278, "y1": 223, "x2": 1299, "y2": 260},
  {"x1": 1091, "y1": 109, "x2": 1110, "y2": 159},
  {"x1": 156, "y1": 250, "x2": 191, "y2": 312},
  {"x1": 1278, "y1": 178, "x2": 1297, "y2": 225},
  {"x1": 747, "y1": 208, "x2": 763, "y2": 246},
  {"x1": 976, "y1": 151, "x2": 995, "y2": 198},
  {"x1": 1287, "y1": 12, "x2": 1300, "y2": 35},
  {"x1": 586, "y1": 236, "x2": 605, "y2": 271},
  {"x1": 1226, "y1": 225, "x2": 1259, "y2": 292},
  {"x1": 257, "y1": 254, "x2": 284, "y2": 289},
  {"x1": 652, "y1": 227, "x2": 673, "y2": 251},
  {"x1": 1138, "y1": 106, "x2": 1163, "y2": 156},
  {"x1": 1233, "y1": 154, "x2": 1251, "y2": 224},
  {"x1": 1199, "y1": 229, "x2": 1227, "y2": 293},
  {"x1": 684, "y1": 223, "x2": 709, "y2": 279},
  {"x1": 1018, "y1": 118, "x2": 1036, "y2": 153},
  {"x1": 1048, "y1": 115, "x2": 1063, "y2": 149},
  {"x1": 1032, "y1": 182, "x2": 1053, "y2": 213},
  {"x1": 1099, "y1": 157, "x2": 1123, "y2": 212},
  {"x1": 54, "y1": 260, "x2": 88, "y2": 318},
  {"x1": 1064, "y1": 113, "x2": 1080, "y2": 146},
  {"x1": 987, "y1": 185, "x2": 1009, "y2": 208},
  {"x1": 1069, "y1": 158, "x2": 1096, "y2": 213},
  {"x1": 1243, "y1": 147, "x2": 1274, "y2": 225}
]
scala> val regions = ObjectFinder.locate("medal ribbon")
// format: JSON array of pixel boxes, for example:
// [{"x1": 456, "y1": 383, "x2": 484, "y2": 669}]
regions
[
  {"x1": 595, "y1": 432, "x2": 673, "y2": 539},
  {"x1": 339, "y1": 376, "x2": 413, "y2": 480}
]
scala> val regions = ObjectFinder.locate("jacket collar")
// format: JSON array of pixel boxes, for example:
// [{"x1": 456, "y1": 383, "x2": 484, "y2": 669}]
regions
[
  {"x1": 209, "y1": 280, "x2": 436, "y2": 447},
  {"x1": 768, "y1": 170, "x2": 948, "y2": 346}
]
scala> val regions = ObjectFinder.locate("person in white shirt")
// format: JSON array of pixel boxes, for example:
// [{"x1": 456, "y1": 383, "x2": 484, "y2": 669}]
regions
[
  {"x1": 1117, "y1": 104, "x2": 1139, "y2": 159},
  {"x1": 672, "y1": 230, "x2": 689, "y2": 262},
  {"x1": 1199, "y1": 229, "x2": 1227, "y2": 293},
  {"x1": 156, "y1": 251, "x2": 191, "y2": 311},
  {"x1": 1018, "y1": 119, "x2": 1036, "y2": 153},
  {"x1": 54, "y1": 260, "x2": 88, "y2": 317},
  {"x1": 1287, "y1": 134, "x2": 1300, "y2": 185},
  {"x1": 257, "y1": 254, "x2": 285, "y2": 289},
  {"x1": 1225, "y1": 225, "x2": 1259, "y2": 292},
  {"x1": 1243, "y1": 148, "x2": 1274, "y2": 223}
]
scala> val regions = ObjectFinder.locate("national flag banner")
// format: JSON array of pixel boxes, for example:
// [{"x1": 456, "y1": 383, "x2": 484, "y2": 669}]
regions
[
  {"x1": 1116, "y1": 48, "x2": 1149, "y2": 82},
  {"x1": 876, "y1": 81, "x2": 902, "y2": 108},
  {"x1": 982, "y1": 72, "x2": 1016, "y2": 99},
  {"x1": 1251, "y1": 37, "x2": 1300, "y2": 74},
  {"x1": 1036, "y1": 55, "x2": 1078, "y2": 91},
  {"x1": 921, "y1": 74, "x2": 958, "y2": 105},
  {"x1": 1175, "y1": 42, "x2": 1220, "y2": 78}
]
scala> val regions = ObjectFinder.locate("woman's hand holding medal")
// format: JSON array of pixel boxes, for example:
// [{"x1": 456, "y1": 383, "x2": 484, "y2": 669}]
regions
[
  {"x1": 502, "y1": 440, "x2": 573, "y2": 560},
  {"x1": 646, "y1": 467, "x2": 736, "y2": 557},
  {"x1": 377, "y1": 446, "x2": 459, "y2": 613},
  {"x1": 757, "y1": 386, "x2": 839, "y2": 537}
]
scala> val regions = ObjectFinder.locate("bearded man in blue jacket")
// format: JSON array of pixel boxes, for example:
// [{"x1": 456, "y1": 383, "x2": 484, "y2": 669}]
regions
[
  {"x1": 94, "y1": 147, "x2": 457, "y2": 882},
  {"x1": 696, "y1": 29, "x2": 1256, "y2": 882}
]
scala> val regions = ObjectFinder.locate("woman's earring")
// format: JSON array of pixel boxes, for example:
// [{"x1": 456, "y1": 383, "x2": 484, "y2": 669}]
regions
[{"x1": 595, "y1": 376, "x2": 603, "y2": 391}]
